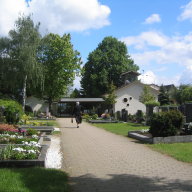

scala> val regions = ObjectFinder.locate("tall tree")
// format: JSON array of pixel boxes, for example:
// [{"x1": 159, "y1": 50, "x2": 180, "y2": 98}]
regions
[
  {"x1": 39, "y1": 33, "x2": 81, "y2": 112},
  {"x1": 158, "y1": 85, "x2": 170, "y2": 106},
  {"x1": 81, "y1": 36, "x2": 139, "y2": 97},
  {"x1": 0, "y1": 15, "x2": 42, "y2": 110}
]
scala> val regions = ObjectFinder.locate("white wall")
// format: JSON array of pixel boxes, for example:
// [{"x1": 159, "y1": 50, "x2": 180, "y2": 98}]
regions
[{"x1": 114, "y1": 82, "x2": 158, "y2": 115}]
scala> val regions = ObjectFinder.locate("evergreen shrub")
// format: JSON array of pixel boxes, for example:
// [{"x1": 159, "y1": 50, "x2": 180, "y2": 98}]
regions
[{"x1": 149, "y1": 110, "x2": 184, "y2": 137}]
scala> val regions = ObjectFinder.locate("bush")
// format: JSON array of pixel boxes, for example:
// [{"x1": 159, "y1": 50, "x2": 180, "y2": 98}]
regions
[
  {"x1": 128, "y1": 114, "x2": 136, "y2": 122},
  {"x1": 26, "y1": 128, "x2": 38, "y2": 136},
  {"x1": 82, "y1": 114, "x2": 91, "y2": 122},
  {"x1": 91, "y1": 114, "x2": 98, "y2": 120},
  {"x1": 116, "y1": 111, "x2": 121, "y2": 120},
  {"x1": 149, "y1": 110, "x2": 184, "y2": 137},
  {"x1": 0, "y1": 99, "x2": 23, "y2": 124},
  {"x1": 135, "y1": 110, "x2": 144, "y2": 123}
]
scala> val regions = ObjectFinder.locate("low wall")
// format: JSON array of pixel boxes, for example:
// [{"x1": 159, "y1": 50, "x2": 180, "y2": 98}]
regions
[
  {"x1": 128, "y1": 131, "x2": 192, "y2": 144},
  {"x1": 153, "y1": 135, "x2": 192, "y2": 144}
]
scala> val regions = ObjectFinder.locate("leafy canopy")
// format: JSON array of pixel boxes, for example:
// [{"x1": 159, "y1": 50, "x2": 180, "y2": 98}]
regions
[
  {"x1": 81, "y1": 36, "x2": 139, "y2": 97},
  {"x1": 39, "y1": 33, "x2": 81, "y2": 109}
]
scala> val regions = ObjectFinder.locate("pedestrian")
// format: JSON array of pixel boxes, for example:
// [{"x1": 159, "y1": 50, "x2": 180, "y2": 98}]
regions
[{"x1": 72, "y1": 102, "x2": 83, "y2": 128}]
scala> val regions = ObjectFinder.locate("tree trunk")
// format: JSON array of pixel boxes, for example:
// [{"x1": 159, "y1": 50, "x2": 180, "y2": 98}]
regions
[{"x1": 22, "y1": 75, "x2": 27, "y2": 112}]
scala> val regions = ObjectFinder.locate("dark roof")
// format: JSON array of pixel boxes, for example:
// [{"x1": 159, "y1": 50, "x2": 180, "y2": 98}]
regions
[
  {"x1": 121, "y1": 71, "x2": 141, "y2": 76},
  {"x1": 59, "y1": 98, "x2": 104, "y2": 103}
]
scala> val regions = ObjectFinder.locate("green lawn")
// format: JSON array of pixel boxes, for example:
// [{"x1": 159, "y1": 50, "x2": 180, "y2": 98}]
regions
[
  {"x1": 148, "y1": 143, "x2": 192, "y2": 163},
  {"x1": 0, "y1": 167, "x2": 70, "y2": 192},
  {"x1": 93, "y1": 122, "x2": 149, "y2": 136}
]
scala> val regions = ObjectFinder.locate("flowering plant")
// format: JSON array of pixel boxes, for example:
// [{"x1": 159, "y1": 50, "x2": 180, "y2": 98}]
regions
[
  {"x1": 0, "y1": 132, "x2": 38, "y2": 144},
  {"x1": 0, "y1": 141, "x2": 41, "y2": 160}
]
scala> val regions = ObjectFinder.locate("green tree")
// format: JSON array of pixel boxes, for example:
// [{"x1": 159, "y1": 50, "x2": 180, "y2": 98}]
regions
[
  {"x1": 170, "y1": 85, "x2": 192, "y2": 105},
  {"x1": 70, "y1": 88, "x2": 81, "y2": 98},
  {"x1": 158, "y1": 85, "x2": 170, "y2": 106},
  {"x1": 103, "y1": 83, "x2": 117, "y2": 114},
  {"x1": 181, "y1": 85, "x2": 192, "y2": 103},
  {"x1": 0, "y1": 15, "x2": 42, "y2": 110},
  {"x1": 81, "y1": 36, "x2": 139, "y2": 97},
  {"x1": 39, "y1": 33, "x2": 81, "y2": 112},
  {"x1": 139, "y1": 85, "x2": 156, "y2": 104}
]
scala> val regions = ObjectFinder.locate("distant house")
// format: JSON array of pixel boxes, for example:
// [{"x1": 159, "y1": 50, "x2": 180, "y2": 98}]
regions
[
  {"x1": 114, "y1": 81, "x2": 159, "y2": 115},
  {"x1": 113, "y1": 71, "x2": 159, "y2": 115}
]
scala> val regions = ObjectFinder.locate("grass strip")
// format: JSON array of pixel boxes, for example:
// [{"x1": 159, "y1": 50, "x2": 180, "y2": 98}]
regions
[
  {"x1": 0, "y1": 167, "x2": 70, "y2": 192},
  {"x1": 93, "y1": 122, "x2": 149, "y2": 136},
  {"x1": 148, "y1": 143, "x2": 192, "y2": 163}
]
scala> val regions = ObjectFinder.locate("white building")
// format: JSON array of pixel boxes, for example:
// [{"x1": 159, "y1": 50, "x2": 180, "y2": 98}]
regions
[{"x1": 114, "y1": 81, "x2": 159, "y2": 115}]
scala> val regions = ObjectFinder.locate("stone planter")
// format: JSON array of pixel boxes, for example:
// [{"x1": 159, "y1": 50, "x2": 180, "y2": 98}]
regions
[
  {"x1": 0, "y1": 144, "x2": 49, "y2": 168},
  {"x1": 20, "y1": 126, "x2": 54, "y2": 134},
  {"x1": 128, "y1": 131, "x2": 192, "y2": 144}
]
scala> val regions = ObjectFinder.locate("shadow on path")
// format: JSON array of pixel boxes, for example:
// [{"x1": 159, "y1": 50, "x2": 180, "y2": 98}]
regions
[{"x1": 70, "y1": 173, "x2": 192, "y2": 192}]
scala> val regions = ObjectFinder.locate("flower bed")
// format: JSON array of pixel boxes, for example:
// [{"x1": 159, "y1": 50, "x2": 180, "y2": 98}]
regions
[
  {"x1": 0, "y1": 124, "x2": 50, "y2": 167},
  {"x1": 0, "y1": 144, "x2": 48, "y2": 167},
  {"x1": 0, "y1": 141, "x2": 41, "y2": 160}
]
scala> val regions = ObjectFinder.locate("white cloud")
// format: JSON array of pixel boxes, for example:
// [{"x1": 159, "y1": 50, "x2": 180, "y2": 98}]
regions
[
  {"x1": 138, "y1": 71, "x2": 157, "y2": 84},
  {"x1": 0, "y1": 0, "x2": 111, "y2": 36},
  {"x1": 144, "y1": 14, "x2": 161, "y2": 24},
  {"x1": 122, "y1": 31, "x2": 167, "y2": 50},
  {"x1": 179, "y1": 68, "x2": 192, "y2": 84},
  {"x1": 0, "y1": 0, "x2": 28, "y2": 36},
  {"x1": 138, "y1": 70, "x2": 180, "y2": 86},
  {"x1": 178, "y1": 1, "x2": 192, "y2": 22},
  {"x1": 121, "y1": 30, "x2": 192, "y2": 85}
]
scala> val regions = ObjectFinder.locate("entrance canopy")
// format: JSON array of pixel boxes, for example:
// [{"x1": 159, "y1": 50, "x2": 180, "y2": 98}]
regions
[
  {"x1": 60, "y1": 98, "x2": 104, "y2": 103},
  {"x1": 57, "y1": 98, "x2": 104, "y2": 117}
]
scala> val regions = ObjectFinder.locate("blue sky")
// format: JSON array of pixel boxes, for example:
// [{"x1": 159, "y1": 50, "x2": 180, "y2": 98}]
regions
[{"x1": 1, "y1": 0, "x2": 192, "y2": 88}]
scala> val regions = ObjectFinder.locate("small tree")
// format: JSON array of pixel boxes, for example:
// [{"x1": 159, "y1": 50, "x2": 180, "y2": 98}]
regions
[
  {"x1": 103, "y1": 83, "x2": 117, "y2": 116},
  {"x1": 158, "y1": 85, "x2": 170, "y2": 106},
  {"x1": 140, "y1": 85, "x2": 159, "y2": 124},
  {"x1": 139, "y1": 85, "x2": 155, "y2": 103}
]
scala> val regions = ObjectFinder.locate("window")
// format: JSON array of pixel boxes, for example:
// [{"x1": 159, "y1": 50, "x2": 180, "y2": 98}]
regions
[{"x1": 123, "y1": 98, "x2": 128, "y2": 102}]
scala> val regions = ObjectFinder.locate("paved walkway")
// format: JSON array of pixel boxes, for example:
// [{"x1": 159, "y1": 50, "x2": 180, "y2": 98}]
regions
[{"x1": 57, "y1": 118, "x2": 192, "y2": 192}]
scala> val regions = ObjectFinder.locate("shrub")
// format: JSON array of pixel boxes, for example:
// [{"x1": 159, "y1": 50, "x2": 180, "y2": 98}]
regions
[
  {"x1": 115, "y1": 111, "x2": 121, "y2": 120},
  {"x1": 135, "y1": 110, "x2": 144, "y2": 123},
  {"x1": 149, "y1": 110, "x2": 184, "y2": 137},
  {"x1": 0, "y1": 99, "x2": 23, "y2": 124},
  {"x1": 91, "y1": 114, "x2": 98, "y2": 120},
  {"x1": 82, "y1": 114, "x2": 91, "y2": 122},
  {"x1": 26, "y1": 128, "x2": 38, "y2": 136},
  {"x1": 128, "y1": 114, "x2": 136, "y2": 122}
]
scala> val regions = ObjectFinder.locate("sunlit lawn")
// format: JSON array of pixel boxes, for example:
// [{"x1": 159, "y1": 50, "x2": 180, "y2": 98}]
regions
[
  {"x1": 0, "y1": 168, "x2": 70, "y2": 192},
  {"x1": 148, "y1": 143, "x2": 192, "y2": 163},
  {"x1": 93, "y1": 122, "x2": 149, "y2": 136}
]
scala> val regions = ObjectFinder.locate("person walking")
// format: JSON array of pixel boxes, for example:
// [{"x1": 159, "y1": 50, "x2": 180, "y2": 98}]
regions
[{"x1": 72, "y1": 102, "x2": 83, "y2": 128}]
